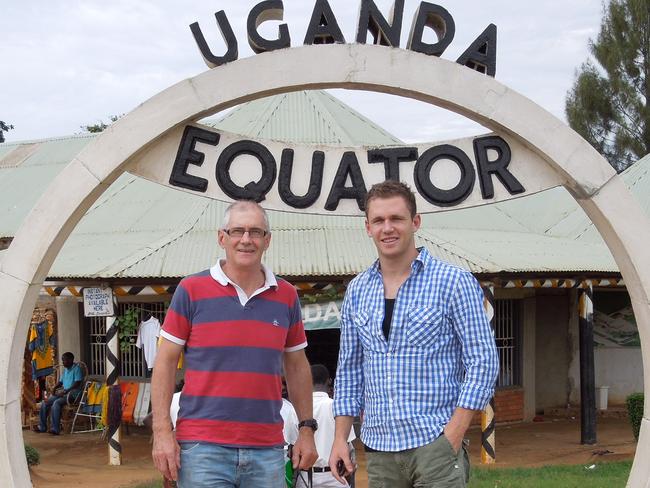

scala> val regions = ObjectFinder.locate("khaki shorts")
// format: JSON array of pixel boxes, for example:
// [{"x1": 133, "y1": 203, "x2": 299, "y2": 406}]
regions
[{"x1": 365, "y1": 435, "x2": 470, "y2": 488}]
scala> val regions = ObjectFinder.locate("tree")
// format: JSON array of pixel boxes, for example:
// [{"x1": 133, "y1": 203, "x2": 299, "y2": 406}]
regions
[
  {"x1": 80, "y1": 115, "x2": 121, "y2": 133},
  {"x1": 565, "y1": 0, "x2": 650, "y2": 172},
  {"x1": 0, "y1": 120, "x2": 14, "y2": 143}
]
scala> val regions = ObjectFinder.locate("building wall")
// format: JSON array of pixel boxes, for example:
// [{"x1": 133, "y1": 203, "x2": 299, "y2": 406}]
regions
[
  {"x1": 594, "y1": 347, "x2": 644, "y2": 404},
  {"x1": 522, "y1": 296, "x2": 536, "y2": 420},
  {"x1": 535, "y1": 291, "x2": 570, "y2": 412},
  {"x1": 471, "y1": 388, "x2": 524, "y2": 424},
  {"x1": 55, "y1": 298, "x2": 82, "y2": 364}
]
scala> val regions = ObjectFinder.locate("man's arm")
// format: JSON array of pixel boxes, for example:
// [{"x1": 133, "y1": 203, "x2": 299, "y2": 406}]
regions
[
  {"x1": 151, "y1": 339, "x2": 183, "y2": 481},
  {"x1": 447, "y1": 272, "x2": 500, "y2": 450},
  {"x1": 330, "y1": 291, "x2": 364, "y2": 483},
  {"x1": 329, "y1": 415, "x2": 355, "y2": 484},
  {"x1": 283, "y1": 349, "x2": 318, "y2": 470}
]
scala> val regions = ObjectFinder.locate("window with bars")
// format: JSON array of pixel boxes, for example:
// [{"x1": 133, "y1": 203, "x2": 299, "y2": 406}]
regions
[
  {"x1": 493, "y1": 298, "x2": 523, "y2": 388},
  {"x1": 85, "y1": 302, "x2": 166, "y2": 379}
]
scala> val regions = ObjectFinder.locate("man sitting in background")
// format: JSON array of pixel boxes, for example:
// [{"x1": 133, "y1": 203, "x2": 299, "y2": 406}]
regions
[{"x1": 34, "y1": 351, "x2": 83, "y2": 435}]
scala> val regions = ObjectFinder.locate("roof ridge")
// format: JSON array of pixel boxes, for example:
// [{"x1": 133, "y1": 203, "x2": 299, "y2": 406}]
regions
[
  {"x1": 318, "y1": 91, "x2": 402, "y2": 144},
  {"x1": 416, "y1": 229, "x2": 495, "y2": 272}
]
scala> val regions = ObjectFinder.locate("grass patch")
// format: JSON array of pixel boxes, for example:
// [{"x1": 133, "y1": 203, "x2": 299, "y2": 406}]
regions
[
  {"x1": 469, "y1": 461, "x2": 632, "y2": 488},
  {"x1": 126, "y1": 481, "x2": 162, "y2": 488}
]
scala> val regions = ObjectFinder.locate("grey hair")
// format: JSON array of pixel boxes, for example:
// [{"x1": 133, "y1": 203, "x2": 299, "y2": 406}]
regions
[{"x1": 221, "y1": 200, "x2": 270, "y2": 232}]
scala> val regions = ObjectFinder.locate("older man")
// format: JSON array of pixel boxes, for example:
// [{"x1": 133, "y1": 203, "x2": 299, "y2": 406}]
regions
[
  {"x1": 330, "y1": 181, "x2": 499, "y2": 488},
  {"x1": 152, "y1": 200, "x2": 317, "y2": 488}
]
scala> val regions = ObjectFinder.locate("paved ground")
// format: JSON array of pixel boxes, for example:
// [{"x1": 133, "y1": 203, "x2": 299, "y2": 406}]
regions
[{"x1": 24, "y1": 416, "x2": 637, "y2": 487}]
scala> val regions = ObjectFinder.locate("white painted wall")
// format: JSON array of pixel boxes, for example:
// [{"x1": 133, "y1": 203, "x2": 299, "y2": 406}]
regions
[
  {"x1": 535, "y1": 291, "x2": 571, "y2": 412},
  {"x1": 595, "y1": 347, "x2": 644, "y2": 405},
  {"x1": 55, "y1": 298, "x2": 82, "y2": 364}
]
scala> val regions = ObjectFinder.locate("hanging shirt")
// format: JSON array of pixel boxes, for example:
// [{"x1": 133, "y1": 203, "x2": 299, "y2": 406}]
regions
[{"x1": 136, "y1": 316, "x2": 161, "y2": 369}]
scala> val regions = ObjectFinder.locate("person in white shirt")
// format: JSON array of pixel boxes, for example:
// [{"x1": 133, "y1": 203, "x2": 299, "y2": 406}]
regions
[{"x1": 294, "y1": 364, "x2": 356, "y2": 488}]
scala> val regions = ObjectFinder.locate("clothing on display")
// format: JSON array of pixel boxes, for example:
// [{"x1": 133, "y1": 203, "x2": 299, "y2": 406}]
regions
[
  {"x1": 136, "y1": 316, "x2": 161, "y2": 369},
  {"x1": 28, "y1": 320, "x2": 56, "y2": 379}
]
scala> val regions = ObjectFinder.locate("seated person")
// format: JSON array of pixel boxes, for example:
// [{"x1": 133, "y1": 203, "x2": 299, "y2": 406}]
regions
[{"x1": 34, "y1": 352, "x2": 83, "y2": 435}]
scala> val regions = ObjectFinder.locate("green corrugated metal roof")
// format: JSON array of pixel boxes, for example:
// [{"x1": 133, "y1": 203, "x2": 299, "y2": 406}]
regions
[
  {"x1": 205, "y1": 90, "x2": 402, "y2": 146},
  {"x1": 1, "y1": 90, "x2": 648, "y2": 278}
]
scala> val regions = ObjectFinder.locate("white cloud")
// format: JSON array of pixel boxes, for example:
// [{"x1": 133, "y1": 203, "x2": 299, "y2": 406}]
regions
[{"x1": 1, "y1": 0, "x2": 604, "y2": 143}]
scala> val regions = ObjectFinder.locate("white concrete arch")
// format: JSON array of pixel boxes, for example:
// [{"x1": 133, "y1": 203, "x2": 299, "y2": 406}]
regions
[{"x1": 1, "y1": 44, "x2": 649, "y2": 486}]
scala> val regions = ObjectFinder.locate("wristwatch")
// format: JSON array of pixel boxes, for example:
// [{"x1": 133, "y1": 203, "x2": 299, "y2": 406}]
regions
[{"x1": 298, "y1": 418, "x2": 318, "y2": 432}]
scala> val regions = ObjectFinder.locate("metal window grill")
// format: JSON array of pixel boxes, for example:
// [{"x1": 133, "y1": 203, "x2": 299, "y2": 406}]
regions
[
  {"x1": 87, "y1": 302, "x2": 166, "y2": 379},
  {"x1": 494, "y1": 298, "x2": 522, "y2": 387}
]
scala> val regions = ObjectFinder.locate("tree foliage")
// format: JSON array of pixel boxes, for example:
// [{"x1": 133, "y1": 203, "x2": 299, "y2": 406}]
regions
[
  {"x1": 80, "y1": 115, "x2": 121, "y2": 133},
  {"x1": 566, "y1": 0, "x2": 650, "y2": 171},
  {"x1": 0, "y1": 120, "x2": 14, "y2": 143}
]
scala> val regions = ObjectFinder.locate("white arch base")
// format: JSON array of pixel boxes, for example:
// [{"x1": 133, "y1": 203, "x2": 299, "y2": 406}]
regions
[{"x1": 1, "y1": 44, "x2": 649, "y2": 487}]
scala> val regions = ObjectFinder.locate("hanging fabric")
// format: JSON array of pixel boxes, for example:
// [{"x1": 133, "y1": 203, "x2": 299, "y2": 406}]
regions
[
  {"x1": 136, "y1": 316, "x2": 161, "y2": 369},
  {"x1": 28, "y1": 319, "x2": 55, "y2": 379}
]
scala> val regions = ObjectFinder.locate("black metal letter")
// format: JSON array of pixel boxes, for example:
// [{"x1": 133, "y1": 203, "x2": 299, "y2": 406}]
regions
[
  {"x1": 169, "y1": 126, "x2": 219, "y2": 193},
  {"x1": 304, "y1": 0, "x2": 345, "y2": 45},
  {"x1": 407, "y1": 2, "x2": 455, "y2": 56},
  {"x1": 473, "y1": 135, "x2": 524, "y2": 199},
  {"x1": 278, "y1": 149, "x2": 325, "y2": 208},
  {"x1": 325, "y1": 151, "x2": 368, "y2": 211},
  {"x1": 414, "y1": 144, "x2": 475, "y2": 207},
  {"x1": 356, "y1": 0, "x2": 404, "y2": 47},
  {"x1": 215, "y1": 140, "x2": 276, "y2": 202},
  {"x1": 367, "y1": 147, "x2": 418, "y2": 181},
  {"x1": 247, "y1": 0, "x2": 291, "y2": 54},
  {"x1": 189, "y1": 11, "x2": 238, "y2": 68},
  {"x1": 456, "y1": 24, "x2": 497, "y2": 77}
]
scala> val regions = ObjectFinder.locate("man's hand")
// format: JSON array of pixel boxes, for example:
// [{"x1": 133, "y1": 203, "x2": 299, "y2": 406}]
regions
[
  {"x1": 292, "y1": 429, "x2": 318, "y2": 470},
  {"x1": 443, "y1": 406, "x2": 476, "y2": 453},
  {"x1": 443, "y1": 424, "x2": 464, "y2": 453},
  {"x1": 152, "y1": 429, "x2": 180, "y2": 481},
  {"x1": 328, "y1": 437, "x2": 353, "y2": 485}
]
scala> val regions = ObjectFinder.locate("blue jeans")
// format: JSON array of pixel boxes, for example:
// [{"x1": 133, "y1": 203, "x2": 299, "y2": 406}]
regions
[
  {"x1": 178, "y1": 442, "x2": 285, "y2": 488},
  {"x1": 39, "y1": 395, "x2": 67, "y2": 433},
  {"x1": 38, "y1": 390, "x2": 81, "y2": 433}
]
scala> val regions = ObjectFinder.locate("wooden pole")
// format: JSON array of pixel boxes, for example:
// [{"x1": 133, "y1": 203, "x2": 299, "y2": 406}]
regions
[
  {"x1": 106, "y1": 315, "x2": 122, "y2": 465},
  {"x1": 481, "y1": 283, "x2": 496, "y2": 464}
]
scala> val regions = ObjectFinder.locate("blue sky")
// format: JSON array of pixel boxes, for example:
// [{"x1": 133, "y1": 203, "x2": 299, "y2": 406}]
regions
[{"x1": 2, "y1": 0, "x2": 602, "y2": 143}]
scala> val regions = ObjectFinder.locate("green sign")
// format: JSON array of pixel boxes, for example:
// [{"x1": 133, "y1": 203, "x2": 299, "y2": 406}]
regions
[{"x1": 301, "y1": 299, "x2": 343, "y2": 331}]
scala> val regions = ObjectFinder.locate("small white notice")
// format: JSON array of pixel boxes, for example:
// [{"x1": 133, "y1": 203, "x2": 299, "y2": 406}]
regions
[{"x1": 83, "y1": 287, "x2": 114, "y2": 317}]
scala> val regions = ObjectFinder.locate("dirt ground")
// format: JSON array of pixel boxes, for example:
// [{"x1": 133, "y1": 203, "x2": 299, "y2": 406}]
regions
[{"x1": 24, "y1": 416, "x2": 637, "y2": 487}]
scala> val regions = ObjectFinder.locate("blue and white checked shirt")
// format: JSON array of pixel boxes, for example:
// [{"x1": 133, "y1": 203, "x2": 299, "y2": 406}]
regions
[{"x1": 333, "y1": 248, "x2": 499, "y2": 452}]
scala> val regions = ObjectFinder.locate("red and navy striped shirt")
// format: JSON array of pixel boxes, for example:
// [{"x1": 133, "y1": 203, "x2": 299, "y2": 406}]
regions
[{"x1": 161, "y1": 263, "x2": 306, "y2": 447}]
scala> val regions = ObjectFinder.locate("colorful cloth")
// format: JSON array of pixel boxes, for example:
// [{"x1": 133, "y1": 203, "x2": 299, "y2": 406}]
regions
[
  {"x1": 28, "y1": 320, "x2": 55, "y2": 379},
  {"x1": 333, "y1": 248, "x2": 499, "y2": 452},
  {"x1": 120, "y1": 382, "x2": 140, "y2": 423},
  {"x1": 161, "y1": 261, "x2": 306, "y2": 448},
  {"x1": 83, "y1": 382, "x2": 107, "y2": 415}
]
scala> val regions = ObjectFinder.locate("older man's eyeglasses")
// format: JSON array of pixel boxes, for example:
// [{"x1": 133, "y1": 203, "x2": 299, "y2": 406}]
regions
[{"x1": 223, "y1": 227, "x2": 267, "y2": 239}]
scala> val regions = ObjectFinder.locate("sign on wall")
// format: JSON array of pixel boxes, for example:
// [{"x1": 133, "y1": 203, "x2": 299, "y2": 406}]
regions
[{"x1": 83, "y1": 287, "x2": 115, "y2": 317}]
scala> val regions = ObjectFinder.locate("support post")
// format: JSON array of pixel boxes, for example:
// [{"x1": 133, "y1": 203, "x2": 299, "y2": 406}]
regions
[
  {"x1": 578, "y1": 281, "x2": 597, "y2": 444},
  {"x1": 106, "y1": 315, "x2": 122, "y2": 465},
  {"x1": 481, "y1": 282, "x2": 496, "y2": 464}
]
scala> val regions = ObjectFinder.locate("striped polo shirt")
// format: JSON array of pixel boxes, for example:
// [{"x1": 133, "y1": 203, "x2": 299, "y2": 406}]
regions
[{"x1": 161, "y1": 261, "x2": 307, "y2": 447}]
